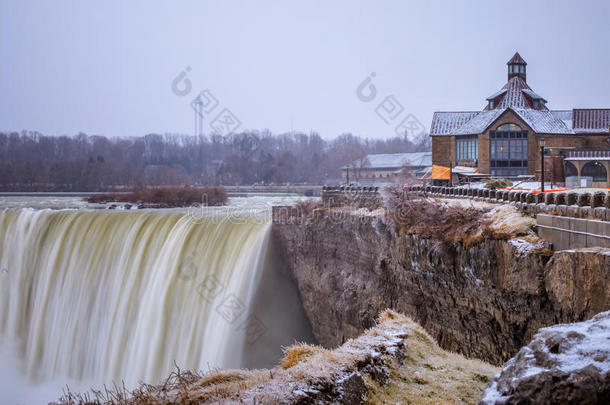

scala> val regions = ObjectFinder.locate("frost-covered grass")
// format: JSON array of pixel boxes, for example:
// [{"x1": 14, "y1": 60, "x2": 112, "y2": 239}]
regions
[{"x1": 365, "y1": 315, "x2": 499, "y2": 405}]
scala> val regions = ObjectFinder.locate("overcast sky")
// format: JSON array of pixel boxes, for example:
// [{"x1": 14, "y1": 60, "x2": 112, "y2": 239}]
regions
[{"x1": 1, "y1": 0, "x2": 609, "y2": 139}]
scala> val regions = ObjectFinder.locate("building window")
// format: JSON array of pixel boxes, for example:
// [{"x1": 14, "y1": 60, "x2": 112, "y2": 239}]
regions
[
  {"x1": 455, "y1": 136, "x2": 478, "y2": 166},
  {"x1": 496, "y1": 123, "x2": 521, "y2": 131},
  {"x1": 533, "y1": 99, "x2": 539, "y2": 109},
  {"x1": 489, "y1": 100, "x2": 494, "y2": 109},
  {"x1": 490, "y1": 124, "x2": 528, "y2": 177},
  {"x1": 582, "y1": 161, "x2": 607, "y2": 182}
]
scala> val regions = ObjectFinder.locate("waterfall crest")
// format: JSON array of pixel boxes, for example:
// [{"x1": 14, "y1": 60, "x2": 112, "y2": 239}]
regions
[{"x1": 0, "y1": 208, "x2": 274, "y2": 387}]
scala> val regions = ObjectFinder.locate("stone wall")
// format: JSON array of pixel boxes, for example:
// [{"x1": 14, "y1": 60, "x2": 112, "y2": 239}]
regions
[
  {"x1": 537, "y1": 214, "x2": 610, "y2": 249},
  {"x1": 320, "y1": 185, "x2": 382, "y2": 209}
]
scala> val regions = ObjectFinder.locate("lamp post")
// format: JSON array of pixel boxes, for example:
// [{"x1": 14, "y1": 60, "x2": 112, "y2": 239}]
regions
[{"x1": 539, "y1": 138, "x2": 546, "y2": 193}]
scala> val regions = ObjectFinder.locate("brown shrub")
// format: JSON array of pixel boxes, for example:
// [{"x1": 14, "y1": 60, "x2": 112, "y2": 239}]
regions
[
  {"x1": 383, "y1": 186, "x2": 489, "y2": 246},
  {"x1": 294, "y1": 199, "x2": 324, "y2": 221},
  {"x1": 85, "y1": 186, "x2": 228, "y2": 207},
  {"x1": 281, "y1": 343, "x2": 323, "y2": 369}
]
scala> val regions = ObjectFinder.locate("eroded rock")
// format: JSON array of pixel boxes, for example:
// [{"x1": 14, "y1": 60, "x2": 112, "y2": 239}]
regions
[
  {"x1": 480, "y1": 311, "x2": 610, "y2": 404},
  {"x1": 273, "y1": 207, "x2": 609, "y2": 364}
]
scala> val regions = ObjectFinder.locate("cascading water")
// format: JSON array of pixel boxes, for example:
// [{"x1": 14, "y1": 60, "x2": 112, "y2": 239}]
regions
[{"x1": 0, "y1": 205, "x2": 313, "y2": 400}]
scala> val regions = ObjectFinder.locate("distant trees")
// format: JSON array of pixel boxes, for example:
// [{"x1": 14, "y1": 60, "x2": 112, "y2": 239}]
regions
[{"x1": 0, "y1": 130, "x2": 430, "y2": 191}]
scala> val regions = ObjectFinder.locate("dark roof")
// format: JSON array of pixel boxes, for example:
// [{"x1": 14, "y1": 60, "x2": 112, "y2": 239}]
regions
[
  {"x1": 573, "y1": 109, "x2": 610, "y2": 133},
  {"x1": 507, "y1": 52, "x2": 527, "y2": 65},
  {"x1": 491, "y1": 77, "x2": 546, "y2": 110},
  {"x1": 522, "y1": 89, "x2": 547, "y2": 103}
]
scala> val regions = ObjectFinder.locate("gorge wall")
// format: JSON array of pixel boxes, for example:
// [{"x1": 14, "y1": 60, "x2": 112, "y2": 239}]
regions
[{"x1": 272, "y1": 208, "x2": 610, "y2": 365}]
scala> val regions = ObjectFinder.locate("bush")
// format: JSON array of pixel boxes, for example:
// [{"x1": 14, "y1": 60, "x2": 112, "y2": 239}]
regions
[
  {"x1": 384, "y1": 186, "x2": 487, "y2": 246},
  {"x1": 85, "y1": 186, "x2": 228, "y2": 207},
  {"x1": 485, "y1": 178, "x2": 513, "y2": 190},
  {"x1": 545, "y1": 193, "x2": 556, "y2": 205},
  {"x1": 555, "y1": 193, "x2": 567, "y2": 206}
]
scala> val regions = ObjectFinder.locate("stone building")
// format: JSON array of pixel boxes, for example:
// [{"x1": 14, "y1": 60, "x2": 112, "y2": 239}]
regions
[{"x1": 430, "y1": 52, "x2": 610, "y2": 187}]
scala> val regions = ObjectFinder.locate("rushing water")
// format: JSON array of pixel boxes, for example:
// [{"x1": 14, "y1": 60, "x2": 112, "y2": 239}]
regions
[{"x1": 0, "y1": 197, "x2": 314, "y2": 403}]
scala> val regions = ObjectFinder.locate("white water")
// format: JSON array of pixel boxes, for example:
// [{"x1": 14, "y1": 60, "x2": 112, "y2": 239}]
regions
[{"x1": 0, "y1": 203, "x2": 312, "y2": 403}]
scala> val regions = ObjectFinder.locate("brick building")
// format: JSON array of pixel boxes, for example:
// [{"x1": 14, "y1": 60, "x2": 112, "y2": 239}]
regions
[{"x1": 430, "y1": 52, "x2": 610, "y2": 187}]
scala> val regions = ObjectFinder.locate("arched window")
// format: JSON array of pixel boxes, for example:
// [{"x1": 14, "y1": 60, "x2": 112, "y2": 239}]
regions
[
  {"x1": 565, "y1": 161, "x2": 578, "y2": 178},
  {"x1": 582, "y1": 161, "x2": 607, "y2": 182},
  {"x1": 496, "y1": 123, "x2": 522, "y2": 131}
]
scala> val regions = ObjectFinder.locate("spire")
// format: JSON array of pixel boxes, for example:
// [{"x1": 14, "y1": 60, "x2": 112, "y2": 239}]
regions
[{"x1": 507, "y1": 52, "x2": 527, "y2": 82}]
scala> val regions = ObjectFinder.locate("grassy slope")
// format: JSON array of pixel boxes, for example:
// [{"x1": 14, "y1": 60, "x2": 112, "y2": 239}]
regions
[{"x1": 366, "y1": 319, "x2": 499, "y2": 404}]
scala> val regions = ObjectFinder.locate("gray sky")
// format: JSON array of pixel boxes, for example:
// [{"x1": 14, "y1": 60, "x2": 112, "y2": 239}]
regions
[{"x1": 1, "y1": 0, "x2": 609, "y2": 139}]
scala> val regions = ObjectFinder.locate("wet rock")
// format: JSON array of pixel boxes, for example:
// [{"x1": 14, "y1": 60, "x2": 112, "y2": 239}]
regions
[
  {"x1": 273, "y1": 209, "x2": 609, "y2": 364},
  {"x1": 479, "y1": 311, "x2": 610, "y2": 404}
]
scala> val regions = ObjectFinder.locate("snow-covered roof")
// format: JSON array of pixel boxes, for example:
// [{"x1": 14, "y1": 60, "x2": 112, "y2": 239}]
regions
[
  {"x1": 573, "y1": 109, "x2": 610, "y2": 133},
  {"x1": 486, "y1": 88, "x2": 507, "y2": 101},
  {"x1": 429, "y1": 112, "x2": 479, "y2": 135},
  {"x1": 451, "y1": 109, "x2": 505, "y2": 135},
  {"x1": 494, "y1": 77, "x2": 545, "y2": 110},
  {"x1": 430, "y1": 59, "x2": 609, "y2": 137},
  {"x1": 521, "y1": 89, "x2": 547, "y2": 102},
  {"x1": 512, "y1": 108, "x2": 573, "y2": 134},
  {"x1": 344, "y1": 152, "x2": 432, "y2": 169}
]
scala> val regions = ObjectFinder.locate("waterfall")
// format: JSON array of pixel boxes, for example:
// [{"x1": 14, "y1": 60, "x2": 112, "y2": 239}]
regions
[{"x1": 0, "y1": 207, "x2": 305, "y2": 391}]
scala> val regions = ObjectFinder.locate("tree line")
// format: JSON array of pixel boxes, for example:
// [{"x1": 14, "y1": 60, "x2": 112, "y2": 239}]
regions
[{"x1": 0, "y1": 130, "x2": 430, "y2": 191}]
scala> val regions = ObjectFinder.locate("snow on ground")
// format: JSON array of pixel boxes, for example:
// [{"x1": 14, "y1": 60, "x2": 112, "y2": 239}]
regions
[{"x1": 480, "y1": 311, "x2": 610, "y2": 404}]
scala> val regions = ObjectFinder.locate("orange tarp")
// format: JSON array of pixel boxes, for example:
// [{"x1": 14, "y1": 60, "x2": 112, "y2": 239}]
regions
[{"x1": 429, "y1": 164, "x2": 450, "y2": 180}]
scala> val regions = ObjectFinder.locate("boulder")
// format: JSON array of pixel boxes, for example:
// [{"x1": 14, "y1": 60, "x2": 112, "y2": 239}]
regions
[{"x1": 480, "y1": 311, "x2": 610, "y2": 404}]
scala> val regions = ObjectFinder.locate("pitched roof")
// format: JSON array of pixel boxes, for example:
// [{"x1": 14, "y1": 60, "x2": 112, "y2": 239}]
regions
[
  {"x1": 507, "y1": 52, "x2": 527, "y2": 65},
  {"x1": 522, "y1": 89, "x2": 547, "y2": 103},
  {"x1": 512, "y1": 108, "x2": 573, "y2": 134},
  {"x1": 451, "y1": 109, "x2": 505, "y2": 135},
  {"x1": 429, "y1": 53, "x2": 609, "y2": 137},
  {"x1": 486, "y1": 88, "x2": 507, "y2": 101},
  {"x1": 429, "y1": 111, "x2": 479, "y2": 135},
  {"x1": 573, "y1": 109, "x2": 610, "y2": 133},
  {"x1": 492, "y1": 77, "x2": 545, "y2": 110},
  {"x1": 345, "y1": 152, "x2": 432, "y2": 169}
]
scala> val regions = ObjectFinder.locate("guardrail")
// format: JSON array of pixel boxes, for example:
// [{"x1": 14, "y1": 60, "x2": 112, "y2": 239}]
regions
[{"x1": 402, "y1": 185, "x2": 610, "y2": 221}]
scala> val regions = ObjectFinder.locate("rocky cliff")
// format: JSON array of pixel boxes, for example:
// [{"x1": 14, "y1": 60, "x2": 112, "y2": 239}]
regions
[{"x1": 272, "y1": 204, "x2": 610, "y2": 365}]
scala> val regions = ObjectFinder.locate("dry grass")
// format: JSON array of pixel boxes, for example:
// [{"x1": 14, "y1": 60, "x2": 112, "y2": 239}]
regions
[
  {"x1": 281, "y1": 343, "x2": 324, "y2": 369},
  {"x1": 366, "y1": 316, "x2": 499, "y2": 405},
  {"x1": 85, "y1": 186, "x2": 228, "y2": 207},
  {"x1": 383, "y1": 186, "x2": 536, "y2": 247}
]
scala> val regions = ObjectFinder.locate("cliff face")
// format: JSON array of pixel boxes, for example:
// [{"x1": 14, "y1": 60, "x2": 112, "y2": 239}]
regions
[{"x1": 273, "y1": 209, "x2": 610, "y2": 365}]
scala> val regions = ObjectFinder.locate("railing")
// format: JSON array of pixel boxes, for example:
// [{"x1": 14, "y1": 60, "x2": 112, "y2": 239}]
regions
[
  {"x1": 401, "y1": 185, "x2": 610, "y2": 221},
  {"x1": 567, "y1": 150, "x2": 610, "y2": 158}
]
